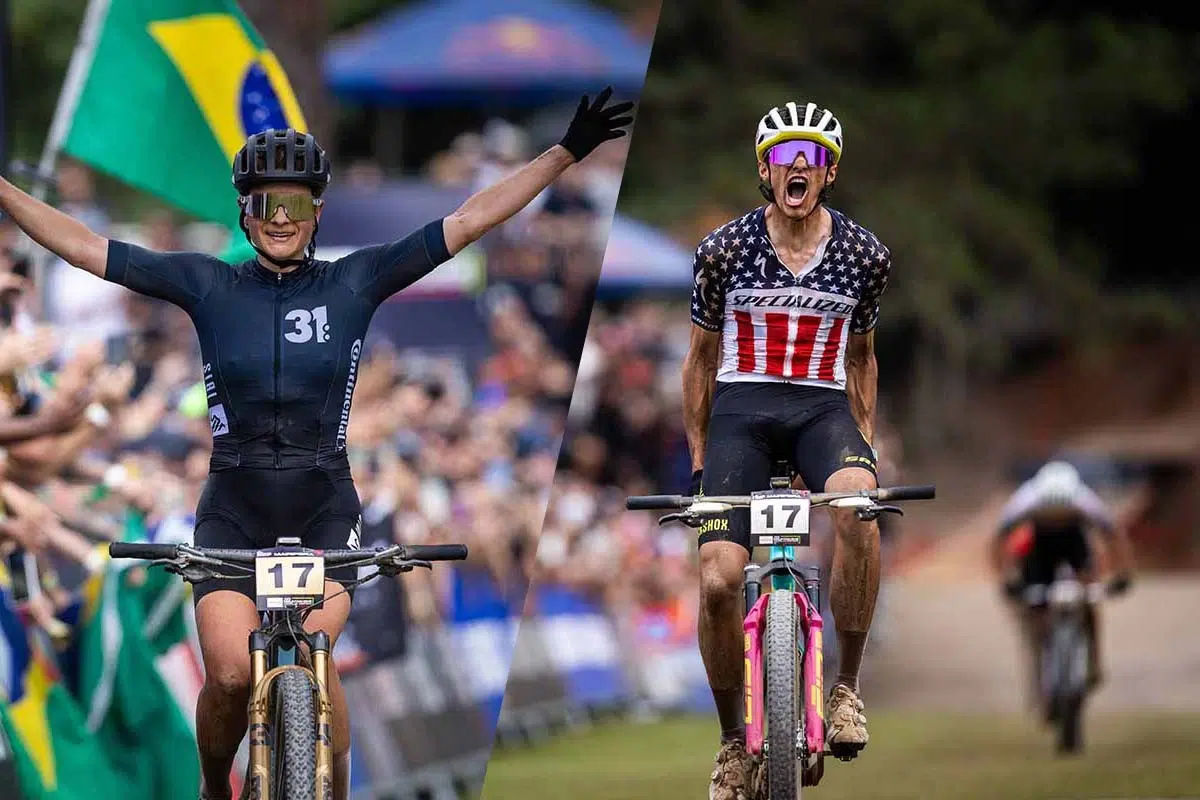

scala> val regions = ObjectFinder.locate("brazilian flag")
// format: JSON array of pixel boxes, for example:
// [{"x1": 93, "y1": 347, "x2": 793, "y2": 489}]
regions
[{"x1": 59, "y1": 0, "x2": 309, "y2": 230}]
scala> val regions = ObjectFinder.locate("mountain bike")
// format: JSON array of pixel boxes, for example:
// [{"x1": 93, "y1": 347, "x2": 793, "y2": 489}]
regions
[
  {"x1": 627, "y1": 469, "x2": 935, "y2": 799},
  {"x1": 1021, "y1": 564, "x2": 1109, "y2": 755},
  {"x1": 109, "y1": 536, "x2": 468, "y2": 800}
]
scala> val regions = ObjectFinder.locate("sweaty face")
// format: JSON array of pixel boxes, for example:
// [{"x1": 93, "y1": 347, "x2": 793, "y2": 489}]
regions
[
  {"x1": 758, "y1": 149, "x2": 837, "y2": 219},
  {"x1": 244, "y1": 182, "x2": 320, "y2": 262}
]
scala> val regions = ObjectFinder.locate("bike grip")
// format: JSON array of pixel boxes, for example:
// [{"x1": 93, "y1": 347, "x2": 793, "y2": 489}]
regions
[
  {"x1": 625, "y1": 495, "x2": 685, "y2": 510},
  {"x1": 406, "y1": 544, "x2": 468, "y2": 561},
  {"x1": 109, "y1": 542, "x2": 179, "y2": 560},
  {"x1": 879, "y1": 484, "x2": 936, "y2": 501}
]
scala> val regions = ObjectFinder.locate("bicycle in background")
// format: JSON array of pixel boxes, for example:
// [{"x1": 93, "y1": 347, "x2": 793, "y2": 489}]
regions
[{"x1": 1021, "y1": 563, "x2": 1120, "y2": 755}]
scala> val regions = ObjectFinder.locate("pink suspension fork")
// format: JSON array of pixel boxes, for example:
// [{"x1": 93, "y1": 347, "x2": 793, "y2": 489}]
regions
[{"x1": 744, "y1": 590, "x2": 826, "y2": 758}]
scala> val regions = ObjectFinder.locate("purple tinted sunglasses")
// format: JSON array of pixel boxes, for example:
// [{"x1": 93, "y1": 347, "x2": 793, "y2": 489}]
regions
[{"x1": 767, "y1": 139, "x2": 835, "y2": 167}]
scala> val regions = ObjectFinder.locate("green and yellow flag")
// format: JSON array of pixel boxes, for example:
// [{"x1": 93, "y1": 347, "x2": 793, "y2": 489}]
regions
[{"x1": 58, "y1": 0, "x2": 308, "y2": 229}]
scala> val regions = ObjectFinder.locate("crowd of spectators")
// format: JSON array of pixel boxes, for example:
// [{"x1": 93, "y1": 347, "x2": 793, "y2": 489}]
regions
[{"x1": 0, "y1": 103, "x2": 620, "y2": 659}]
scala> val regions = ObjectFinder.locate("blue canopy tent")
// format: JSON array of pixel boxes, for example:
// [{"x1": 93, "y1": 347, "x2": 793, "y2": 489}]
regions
[
  {"x1": 597, "y1": 214, "x2": 693, "y2": 295},
  {"x1": 324, "y1": 0, "x2": 650, "y2": 107}
]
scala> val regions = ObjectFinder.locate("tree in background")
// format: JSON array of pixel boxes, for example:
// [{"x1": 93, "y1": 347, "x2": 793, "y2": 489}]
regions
[{"x1": 619, "y1": 0, "x2": 1198, "y2": 451}]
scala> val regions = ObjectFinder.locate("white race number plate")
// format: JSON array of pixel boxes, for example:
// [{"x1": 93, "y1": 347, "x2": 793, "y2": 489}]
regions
[
  {"x1": 255, "y1": 551, "x2": 325, "y2": 611},
  {"x1": 749, "y1": 492, "x2": 812, "y2": 548}
]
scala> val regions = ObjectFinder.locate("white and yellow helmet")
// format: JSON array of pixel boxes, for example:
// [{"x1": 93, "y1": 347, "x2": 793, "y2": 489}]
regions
[{"x1": 755, "y1": 102, "x2": 843, "y2": 164}]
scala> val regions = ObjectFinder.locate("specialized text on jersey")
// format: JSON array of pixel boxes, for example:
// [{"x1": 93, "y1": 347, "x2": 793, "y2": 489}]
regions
[{"x1": 691, "y1": 206, "x2": 891, "y2": 390}]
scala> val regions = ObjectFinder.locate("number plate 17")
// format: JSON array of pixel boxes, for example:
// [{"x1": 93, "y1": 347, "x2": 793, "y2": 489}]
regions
[
  {"x1": 255, "y1": 552, "x2": 325, "y2": 611},
  {"x1": 749, "y1": 492, "x2": 812, "y2": 548}
]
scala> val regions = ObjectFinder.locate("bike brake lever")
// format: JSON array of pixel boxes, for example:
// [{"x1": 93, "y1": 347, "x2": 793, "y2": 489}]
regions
[
  {"x1": 854, "y1": 504, "x2": 903, "y2": 522},
  {"x1": 164, "y1": 562, "x2": 214, "y2": 584},
  {"x1": 378, "y1": 558, "x2": 433, "y2": 577},
  {"x1": 658, "y1": 512, "x2": 702, "y2": 529}
]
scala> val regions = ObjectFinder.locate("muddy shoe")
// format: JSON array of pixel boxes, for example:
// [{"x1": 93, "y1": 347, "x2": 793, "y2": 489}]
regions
[
  {"x1": 826, "y1": 683, "x2": 868, "y2": 761},
  {"x1": 710, "y1": 740, "x2": 755, "y2": 800}
]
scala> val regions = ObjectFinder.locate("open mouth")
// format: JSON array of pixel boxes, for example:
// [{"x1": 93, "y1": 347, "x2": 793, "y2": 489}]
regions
[
  {"x1": 785, "y1": 176, "x2": 809, "y2": 206},
  {"x1": 265, "y1": 230, "x2": 295, "y2": 242}
]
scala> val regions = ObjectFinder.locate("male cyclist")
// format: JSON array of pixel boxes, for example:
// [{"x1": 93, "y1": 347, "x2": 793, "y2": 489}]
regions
[
  {"x1": 0, "y1": 87, "x2": 632, "y2": 800},
  {"x1": 681, "y1": 101, "x2": 891, "y2": 799},
  {"x1": 990, "y1": 460, "x2": 1135, "y2": 714}
]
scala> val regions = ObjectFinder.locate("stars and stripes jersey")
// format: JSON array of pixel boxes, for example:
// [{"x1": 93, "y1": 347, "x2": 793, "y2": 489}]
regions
[{"x1": 691, "y1": 206, "x2": 891, "y2": 391}]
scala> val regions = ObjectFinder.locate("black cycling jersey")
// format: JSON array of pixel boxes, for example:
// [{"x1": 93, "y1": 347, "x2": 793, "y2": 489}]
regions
[
  {"x1": 1018, "y1": 520, "x2": 1093, "y2": 592},
  {"x1": 103, "y1": 220, "x2": 450, "y2": 470}
]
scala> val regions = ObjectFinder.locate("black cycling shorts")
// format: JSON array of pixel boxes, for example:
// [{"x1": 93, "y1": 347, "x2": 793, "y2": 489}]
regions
[
  {"x1": 192, "y1": 466, "x2": 363, "y2": 608},
  {"x1": 1019, "y1": 522, "x2": 1092, "y2": 599},
  {"x1": 698, "y1": 381, "x2": 877, "y2": 552}
]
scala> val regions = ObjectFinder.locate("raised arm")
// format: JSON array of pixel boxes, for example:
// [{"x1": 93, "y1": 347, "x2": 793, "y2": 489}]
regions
[
  {"x1": 0, "y1": 175, "x2": 109, "y2": 277},
  {"x1": 441, "y1": 86, "x2": 634, "y2": 257}
]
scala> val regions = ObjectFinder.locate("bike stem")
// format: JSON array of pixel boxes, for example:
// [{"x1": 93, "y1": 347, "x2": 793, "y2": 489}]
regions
[{"x1": 744, "y1": 558, "x2": 821, "y2": 610}]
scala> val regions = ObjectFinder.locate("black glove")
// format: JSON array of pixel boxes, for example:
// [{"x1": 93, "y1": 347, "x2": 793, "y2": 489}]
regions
[
  {"x1": 1002, "y1": 576, "x2": 1025, "y2": 602},
  {"x1": 688, "y1": 469, "x2": 704, "y2": 497},
  {"x1": 1107, "y1": 573, "x2": 1132, "y2": 597},
  {"x1": 558, "y1": 86, "x2": 635, "y2": 162}
]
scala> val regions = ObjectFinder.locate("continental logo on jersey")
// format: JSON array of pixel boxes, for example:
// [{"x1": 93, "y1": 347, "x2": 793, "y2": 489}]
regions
[
  {"x1": 335, "y1": 339, "x2": 363, "y2": 451},
  {"x1": 209, "y1": 403, "x2": 230, "y2": 437}
]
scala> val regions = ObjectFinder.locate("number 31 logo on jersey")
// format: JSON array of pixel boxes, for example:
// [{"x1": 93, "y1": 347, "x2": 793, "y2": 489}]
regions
[{"x1": 284, "y1": 305, "x2": 330, "y2": 343}]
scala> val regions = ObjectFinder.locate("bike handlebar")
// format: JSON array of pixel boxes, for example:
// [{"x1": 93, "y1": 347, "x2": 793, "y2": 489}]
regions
[
  {"x1": 404, "y1": 544, "x2": 469, "y2": 561},
  {"x1": 624, "y1": 484, "x2": 937, "y2": 511},
  {"x1": 875, "y1": 484, "x2": 936, "y2": 502},
  {"x1": 109, "y1": 542, "x2": 177, "y2": 560},
  {"x1": 626, "y1": 495, "x2": 687, "y2": 511},
  {"x1": 108, "y1": 542, "x2": 469, "y2": 566}
]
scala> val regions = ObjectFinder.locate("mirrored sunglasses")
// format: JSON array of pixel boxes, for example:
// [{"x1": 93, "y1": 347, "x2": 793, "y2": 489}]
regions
[
  {"x1": 244, "y1": 192, "x2": 322, "y2": 222},
  {"x1": 767, "y1": 139, "x2": 835, "y2": 168}
]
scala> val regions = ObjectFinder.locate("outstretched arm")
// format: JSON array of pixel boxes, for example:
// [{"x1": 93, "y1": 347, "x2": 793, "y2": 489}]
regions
[
  {"x1": 0, "y1": 176, "x2": 108, "y2": 277},
  {"x1": 441, "y1": 86, "x2": 633, "y2": 257},
  {"x1": 442, "y1": 146, "x2": 575, "y2": 256}
]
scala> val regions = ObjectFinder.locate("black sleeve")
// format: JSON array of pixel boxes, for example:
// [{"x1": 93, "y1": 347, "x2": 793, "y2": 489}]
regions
[
  {"x1": 336, "y1": 220, "x2": 452, "y2": 306},
  {"x1": 104, "y1": 241, "x2": 223, "y2": 312}
]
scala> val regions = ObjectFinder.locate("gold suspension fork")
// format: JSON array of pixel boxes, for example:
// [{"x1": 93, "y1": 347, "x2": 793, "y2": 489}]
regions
[
  {"x1": 245, "y1": 630, "x2": 332, "y2": 800},
  {"x1": 311, "y1": 631, "x2": 334, "y2": 800},
  {"x1": 246, "y1": 631, "x2": 272, "y2": 800}
]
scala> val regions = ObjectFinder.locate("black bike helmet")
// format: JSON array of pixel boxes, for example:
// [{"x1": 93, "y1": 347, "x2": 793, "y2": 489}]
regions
[
  {"x1": 233, "y1": 129, "x2": 331, "y2": 268},
  {"x1": 232, "y1": 128, "x2": 331, "y2": 197}
]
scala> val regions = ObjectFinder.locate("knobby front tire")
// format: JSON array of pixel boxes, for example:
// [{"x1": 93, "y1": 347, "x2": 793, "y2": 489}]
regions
[
  {"x1": 275, "y1": 670, "x2": 318, "y2": 799},
  {"x1": 765, "y1": 590, "x2": 801, "y2": 799}
]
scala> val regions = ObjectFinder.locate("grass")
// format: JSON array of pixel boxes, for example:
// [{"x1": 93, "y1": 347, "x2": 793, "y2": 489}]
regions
[{"x1": 479, "y1": 711, "x2": 1200, "y2": 799}]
